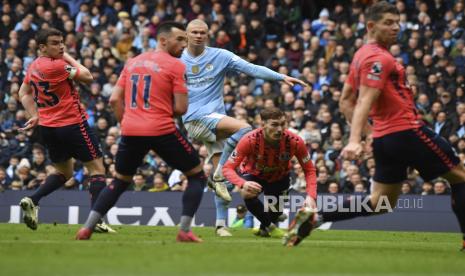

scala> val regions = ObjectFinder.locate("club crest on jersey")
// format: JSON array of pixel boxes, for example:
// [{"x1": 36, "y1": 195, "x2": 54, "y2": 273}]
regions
[
  {"x1": 279, "y1": 152, "x2": 291, "y2": 161},
  {"x1": 191, "y1": 65, "x2": 200, "y2": 74},
  {"x1": 206, "y1": 64, "x2": 214, "y2": 71}
]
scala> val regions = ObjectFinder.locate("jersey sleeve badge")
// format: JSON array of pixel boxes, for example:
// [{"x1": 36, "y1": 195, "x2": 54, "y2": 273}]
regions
[{"x1": 368, "y1": 61, "x2": 382, "y2": 81}]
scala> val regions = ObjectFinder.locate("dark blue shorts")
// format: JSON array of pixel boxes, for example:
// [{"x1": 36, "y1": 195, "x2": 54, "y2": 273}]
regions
[
  {"x1": 241, "y1": 173, "x2": 290, "y2": 196},
  {"x1": 40, "y1": 121, "x2": 102, "y2": 163},
  {"x1": 373, "y1": 126, "x2": 460, "y2": 183},
  {"x1": 115, "y1": 129, "x2": 201, "y2": 176}
]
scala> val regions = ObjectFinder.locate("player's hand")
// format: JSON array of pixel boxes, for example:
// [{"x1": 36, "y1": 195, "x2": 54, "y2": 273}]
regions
[
  {"x1": 19, "y1": 116, "x2": 39, "y2": 131},
  {"x1": 341, "y1": 141, "x2": 363, "y2": 160},
  {"x1": 282, "y1": 75, "x2": 309, "y2": 88},
  {"x1": 305, "y1": 196, "x2": 317, "y2": 212},
  {"x1": 242, "y1": 181, "x2": 262, "y2": 196}
]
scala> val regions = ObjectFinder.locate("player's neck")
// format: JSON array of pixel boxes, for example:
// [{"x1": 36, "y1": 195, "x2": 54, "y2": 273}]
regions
[
  {"x1": 367, "y1": 37, "x2": 389, "y2": 49},
  {"x1": 187, "y1": 45, "x2": 206, "y2": 57}
]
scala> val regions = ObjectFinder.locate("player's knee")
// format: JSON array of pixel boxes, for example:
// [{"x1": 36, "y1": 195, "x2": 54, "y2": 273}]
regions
[
  {"x1": 115, "y1": 172, "x2": 133, "y2": 183},
  {"x1": 184, "y1": 163, "x2": 203, "y2": 176},
  {"x1": 54, "y1": 169, "x2": 73, "y2": 180},
  {"x1": 369, "y1": 194, "x2": 398, "y2": 214},
  {"x1": 442, "y1": 164, "x2": 465, "y2": 184},
  {"x1": 85, "y1": 158, "x2": 105, "y2": 175},
  {"x1": 231, "y1": 126, "x2": 252, "y2": 141}
]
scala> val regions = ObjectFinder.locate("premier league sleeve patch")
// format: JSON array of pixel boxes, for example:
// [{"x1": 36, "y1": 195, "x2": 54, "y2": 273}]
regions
[
  {"x1": 229, "y1": 150, "x2": 238, "y2": 161},
  {"x1": 367, "y1": 61, "x2": 382, "y2": 81},
  {"x1": 65, "y1": 64, "x2": 78, "y2": 79}
]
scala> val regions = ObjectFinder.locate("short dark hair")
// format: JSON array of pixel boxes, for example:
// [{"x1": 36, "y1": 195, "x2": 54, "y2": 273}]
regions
[
  {"x1": 35, "y1": 27, "x2": 63, "y2": 45},
  {"x1": 156, "y1": 21, "x2": 185, "y2": 38},
  {"x1": 365, "y1": 1, "x2": 399, "y2": 22},
  {"x1": 260, "y1": 107, "x2": 285, "y2": 121}
]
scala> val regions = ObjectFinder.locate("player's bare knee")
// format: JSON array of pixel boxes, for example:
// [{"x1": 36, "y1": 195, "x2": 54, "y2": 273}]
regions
[
  {"x1": 115, "y1": 172, "x2": 132, "y2": 183},
  {"x1": 84, "y1": 158, "x2": 105, "y2": 175},
  {"x1": 370, "y1": 193, "x2": 398, "y2": 214},
  {"x1": 442, "y1": 164, "x2": 465, "y2": 184},
  {"x1": 53, "y1": 161, "x2": 74, "y2": 179}
]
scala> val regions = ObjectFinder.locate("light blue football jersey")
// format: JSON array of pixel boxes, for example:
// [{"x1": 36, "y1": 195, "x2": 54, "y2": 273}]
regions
[{"x1": 181, "y1": 47, "x2": 284, "y2": 122}]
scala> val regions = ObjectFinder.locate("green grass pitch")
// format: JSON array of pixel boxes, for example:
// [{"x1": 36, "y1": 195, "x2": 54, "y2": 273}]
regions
[{"x1": 0, "y1": 224, "x2": 464, "y2": 276}]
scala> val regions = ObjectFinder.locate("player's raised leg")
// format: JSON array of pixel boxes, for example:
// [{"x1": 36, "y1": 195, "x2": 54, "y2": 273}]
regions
[{"x1": 213, "y1": 116, "x2": 252, "y2": 196}]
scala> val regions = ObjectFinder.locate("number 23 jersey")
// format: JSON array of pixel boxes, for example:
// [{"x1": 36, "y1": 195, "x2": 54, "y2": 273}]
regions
[{"x1": 23, "y1": 56, "x2": 87, "y2": 127}]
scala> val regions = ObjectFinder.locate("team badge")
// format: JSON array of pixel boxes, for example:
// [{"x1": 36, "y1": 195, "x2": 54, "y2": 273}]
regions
[
  {"x1": 206, "y1": 64, "x2": 214, "y2": 71},
  {"x1": 192, "y1": 65, "x2": 200, "y2": 74}
]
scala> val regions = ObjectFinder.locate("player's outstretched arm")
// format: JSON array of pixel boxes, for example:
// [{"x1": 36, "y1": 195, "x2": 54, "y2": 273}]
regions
[
  {"x1": 229, "y1": 53, "x2": 309, "y2": 88},
  {"x1": 18, "y1": 82, "x2": 39, "y2": 131},
  {"x1": 282, "y1": 75, "x2": 310, "y2": 88},
  {"x1": 63, "y1": 53, "x2": 93, "y2": 84}
]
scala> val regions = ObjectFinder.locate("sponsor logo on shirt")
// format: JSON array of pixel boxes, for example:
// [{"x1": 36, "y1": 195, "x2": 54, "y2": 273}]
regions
[
  {"x1": 279, "y1": 152, "x2": 291, "y2": 161},
  {"x1": 256, "y1": 163, "x2": 279, "y2": 173}
]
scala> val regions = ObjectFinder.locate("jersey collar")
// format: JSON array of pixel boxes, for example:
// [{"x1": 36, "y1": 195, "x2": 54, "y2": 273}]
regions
[{"x1": 185, "y1": 47, "x2": 209, "y2": 60}]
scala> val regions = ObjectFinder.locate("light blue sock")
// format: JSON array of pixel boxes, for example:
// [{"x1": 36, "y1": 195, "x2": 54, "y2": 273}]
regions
[
  {"x1": 215, "y1": 195, "x2": 228, "y2": 227},
  {"x1": 214, "y1": 126, "x2": 252, "y2": 179}
]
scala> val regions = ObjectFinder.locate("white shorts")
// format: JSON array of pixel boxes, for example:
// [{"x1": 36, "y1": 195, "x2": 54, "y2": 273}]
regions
[{"x1": 184, "y1": 113, "x2": 226, "y2": 163}]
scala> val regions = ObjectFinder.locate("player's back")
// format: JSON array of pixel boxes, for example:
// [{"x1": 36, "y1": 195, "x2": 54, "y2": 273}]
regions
[
  {"x1": 118, "y1": 51, "x2": 187, "y2": 136},
  {"x1": 24, "y1": 56, "x2": 86, "y2": 127},
  {"x1": 348, "y1": 43, "x2": 421, "y2": 137}
]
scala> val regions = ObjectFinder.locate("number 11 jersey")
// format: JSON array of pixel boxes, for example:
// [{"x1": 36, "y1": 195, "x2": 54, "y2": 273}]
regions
[
  {"x1": 23, "y1": 56, "x2": 87, "y2": 127},
  {"x1": 116, "y1": 51, "x2": 187, "y2": 136}
]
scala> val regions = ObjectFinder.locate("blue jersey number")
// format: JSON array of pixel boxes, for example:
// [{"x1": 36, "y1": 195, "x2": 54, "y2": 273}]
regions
[
  {"x1": 130, "y1": 74, "x2": 152, "y2": 109},
  {"x1": 30, "y1": 81, "x2": 59, "y2": 108}
]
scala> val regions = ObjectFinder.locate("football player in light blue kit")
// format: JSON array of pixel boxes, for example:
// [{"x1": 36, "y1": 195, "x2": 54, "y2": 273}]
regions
[{"x1": 181, "y1": 19, "x2": 308, "y2": 236}]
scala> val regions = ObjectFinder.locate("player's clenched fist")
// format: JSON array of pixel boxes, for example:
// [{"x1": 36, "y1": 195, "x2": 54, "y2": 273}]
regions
[{"x1": 241, "y1": 181, "x2": 262, "y2": 198}]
